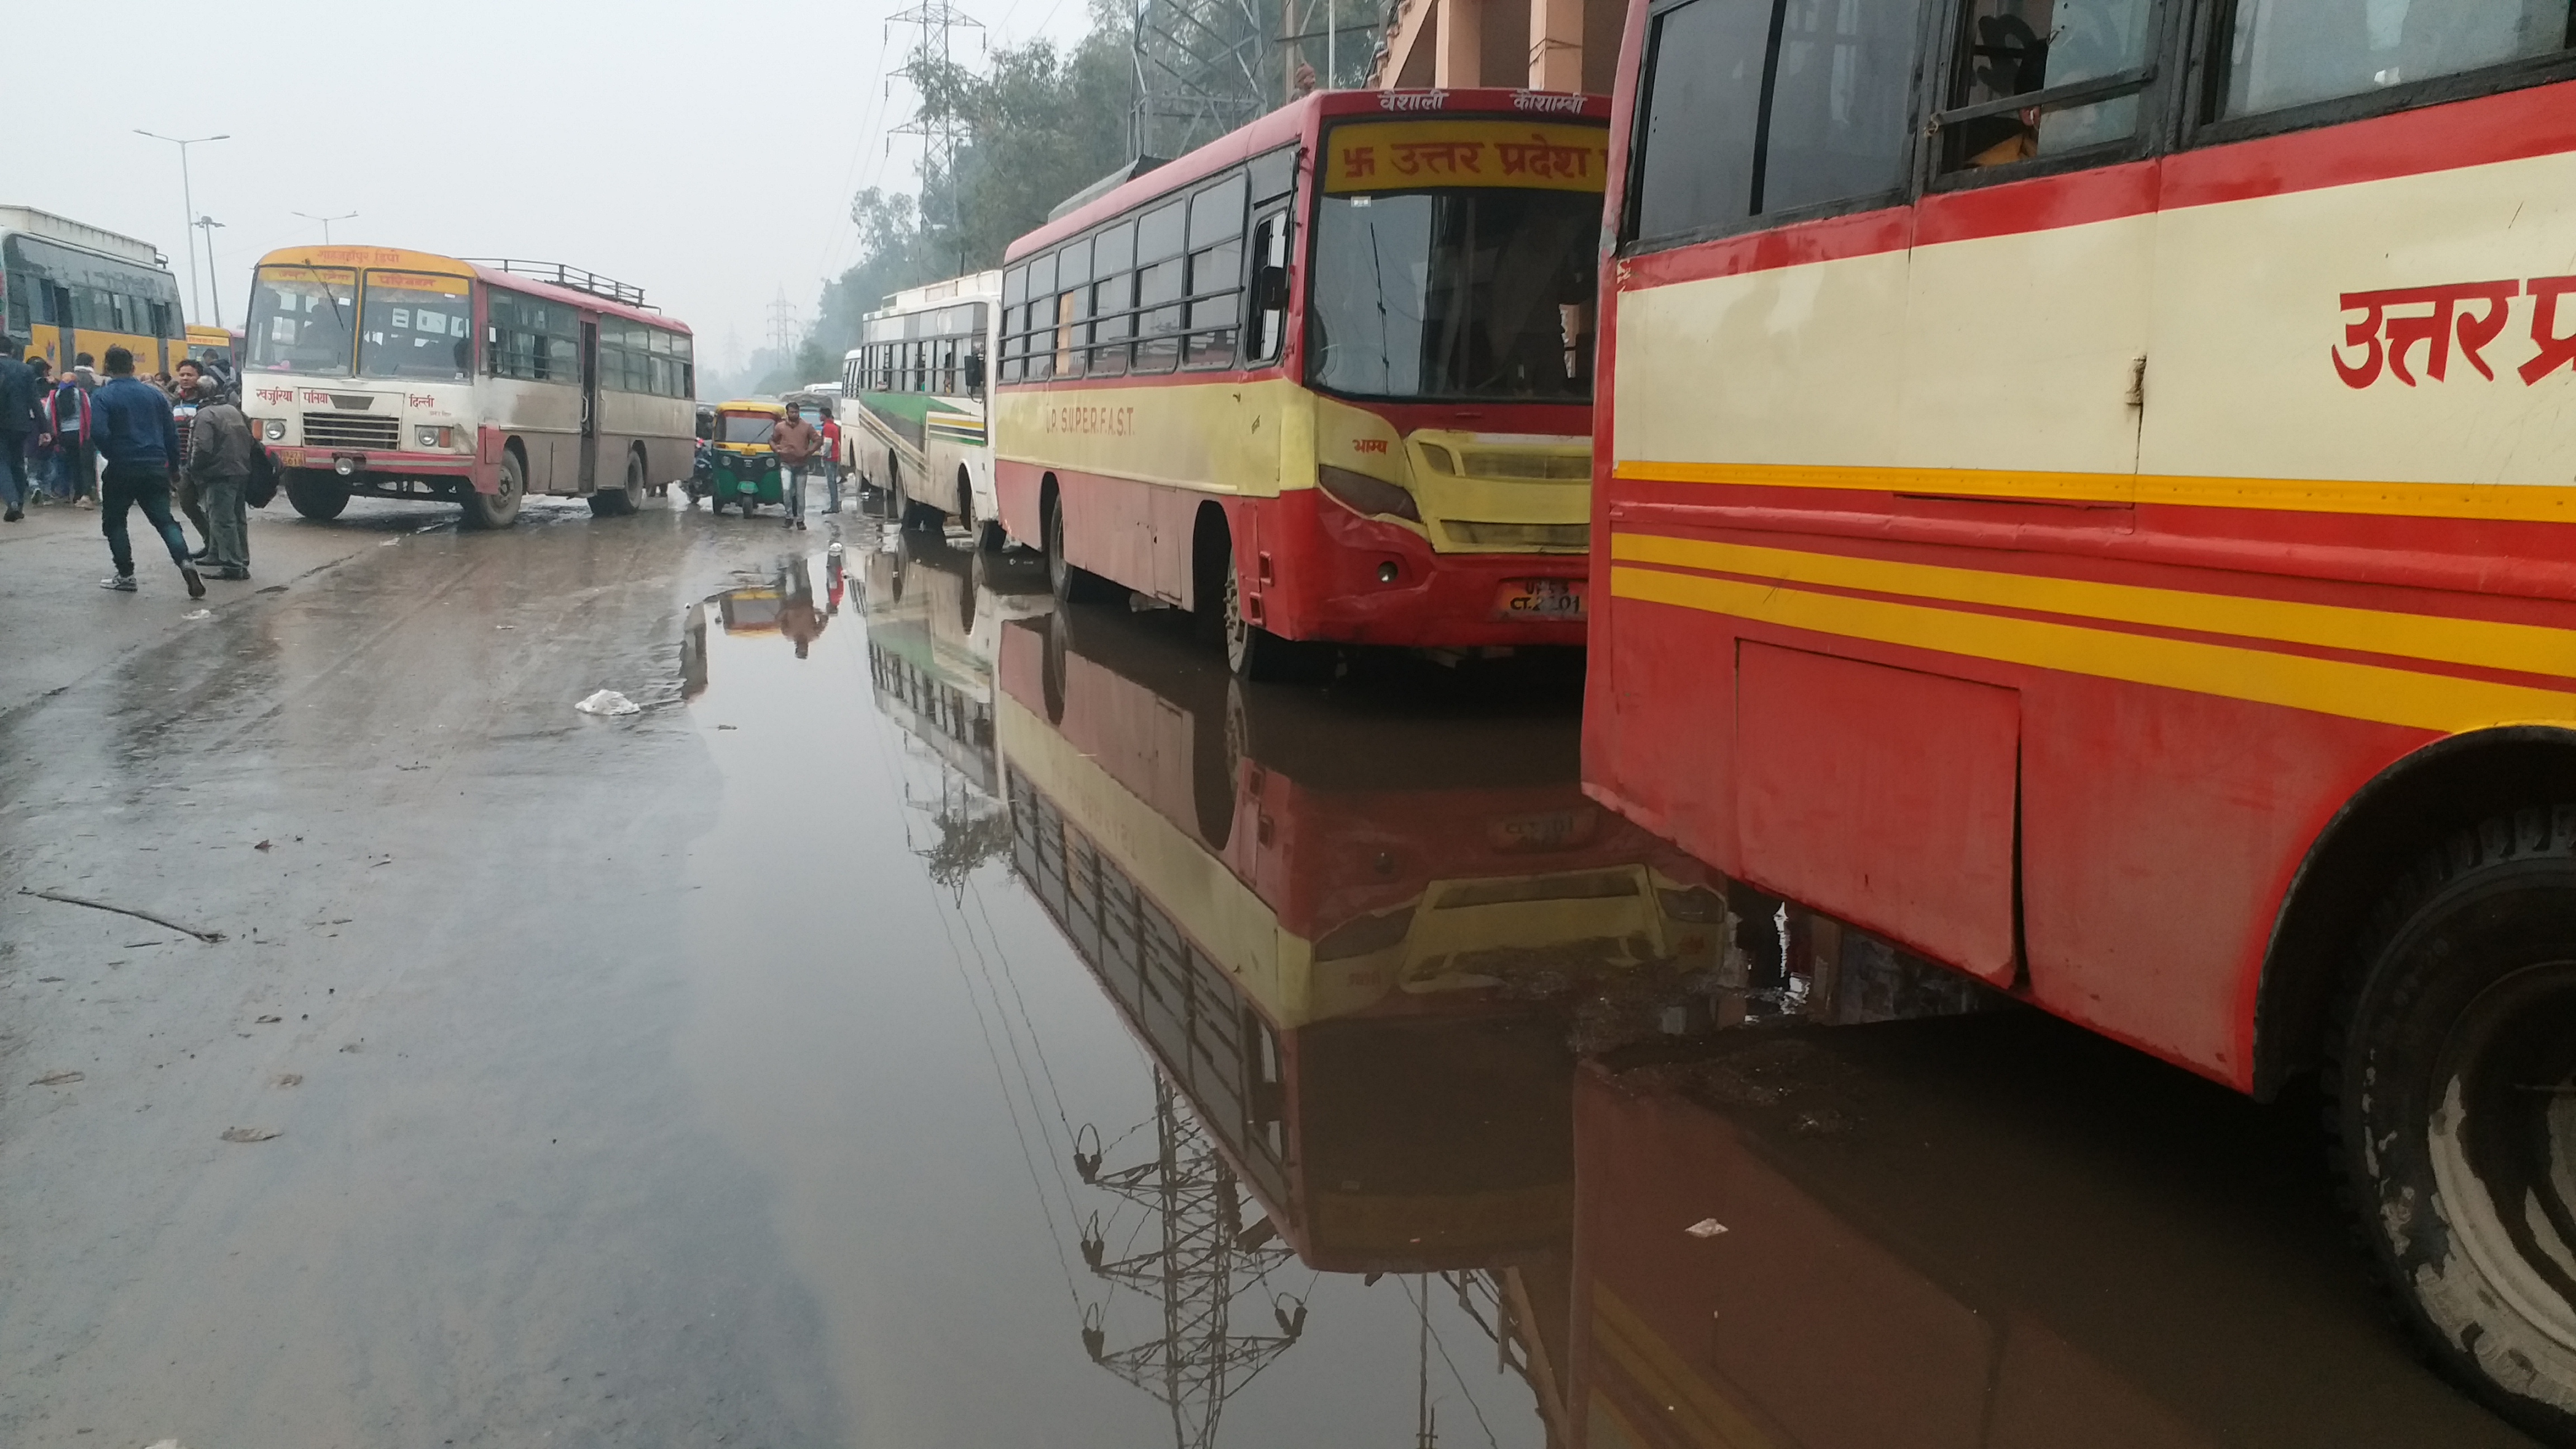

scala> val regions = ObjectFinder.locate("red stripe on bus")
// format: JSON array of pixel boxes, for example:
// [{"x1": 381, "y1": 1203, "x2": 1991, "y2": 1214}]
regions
[
  {"x1": 1619, "y1": 206, "x2": 1911, "y2": 290},
  {"x1": 2164, "y1": 77, "x2": 2576, "y2": 210},
  {"x1": 1915, "y1": 159, "x2": 2160, "y2": 248}
]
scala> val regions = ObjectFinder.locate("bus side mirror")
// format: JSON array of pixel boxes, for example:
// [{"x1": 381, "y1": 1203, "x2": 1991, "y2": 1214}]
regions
[
  {"x1": 1253, "y1": 264, "x2": 1289, "y2": 314},
  {"x1": 965, "y1": 352, "x2": 986, "y2": 396}
]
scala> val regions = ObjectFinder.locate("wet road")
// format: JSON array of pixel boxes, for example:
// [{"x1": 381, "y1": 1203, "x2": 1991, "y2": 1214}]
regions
[{"x1": 0, "y1": 495, "x2": 2543, "y2": 1447}]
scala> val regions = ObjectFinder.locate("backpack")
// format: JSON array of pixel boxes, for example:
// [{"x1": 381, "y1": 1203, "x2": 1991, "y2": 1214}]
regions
[
  {"x1": 48, "y1": 380, "x2": 88, "y2": 439},
  {"x1": 246, "y1": 435, "x2": 278, "y2": 508}
]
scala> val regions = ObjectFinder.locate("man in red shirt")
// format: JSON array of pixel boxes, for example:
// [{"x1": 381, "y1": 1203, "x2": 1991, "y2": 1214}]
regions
[{"x1": 819, "y1": 409, "x2": 844, "y2": 514}]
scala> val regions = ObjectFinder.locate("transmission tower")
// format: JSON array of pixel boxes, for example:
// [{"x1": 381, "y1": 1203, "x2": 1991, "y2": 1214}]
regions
[
  {"x1": 766, "y1": 287, "x2": 802, "y2": 364},
  {"x1": 1075, "y1": 1072, "x2": 1306, "y2": 1449},
  {"x1": 889, "y1": 0, "x2": 984, "y2": 262},
  {"x1": 1127, "y1": 0, "x2": 1278, "y2": 159}
]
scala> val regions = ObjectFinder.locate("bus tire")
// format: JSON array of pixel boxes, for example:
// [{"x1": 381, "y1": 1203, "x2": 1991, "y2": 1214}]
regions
[
  {"x1": 2331, "y1": 805, "x2": 2576, "y2": 1443},
  {"x1": 283, "y1": 471, "x2": 348, "y2": 522},
  {"x1": 1221, "y1": 550, "x2": 1304, "y2": 681},
  {"x1": 462, "y1": 450, "x2": 524, "y2": 530},
  {"x1": 1045, "y1": 494, "x2": 1118, "y2": 605},
  {"x1": 589, "y1": 450, "x2": 645, "y2": 517}
]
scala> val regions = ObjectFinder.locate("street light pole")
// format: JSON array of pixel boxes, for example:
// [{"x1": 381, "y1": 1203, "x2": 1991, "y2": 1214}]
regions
[
  {"x1": 134, "y1": 130, "x2": 229, "y2": 323},
  {"x1": 195, "y1": 216, "x2": 228, "y2": 330},
  {"x1": 293, "y1": 210, "x2": 358, "y2": 245}
]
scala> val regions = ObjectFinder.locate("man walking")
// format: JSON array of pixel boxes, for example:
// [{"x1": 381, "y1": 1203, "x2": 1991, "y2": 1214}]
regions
[
  {"x1": 183, "y1": 367, "x2": 255, "y2": 580},
  {"x1": 772, "y1": 407, "x2": 821, "y2": 532},
  {"x1": 89, "y1": 346, "x2": 202, "y2": 598},
  {"x1": 0, "y1": 340, "x2": 37, "y2": 522}
]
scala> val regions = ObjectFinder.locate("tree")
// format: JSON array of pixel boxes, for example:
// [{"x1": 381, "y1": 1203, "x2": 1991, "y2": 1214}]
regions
[{"x1": 807, "y1": 2, "x2": 1136, "y2": 357}]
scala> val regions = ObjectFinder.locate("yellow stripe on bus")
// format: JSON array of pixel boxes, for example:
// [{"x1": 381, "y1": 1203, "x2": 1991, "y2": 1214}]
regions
[
  {"x1": 1611, "y1": 458, "x2": 2576, "y2": 525},
  {"x1": 1589, "y1": 1284, "x2": 1778, "y2": 1449},
  {"x1": 1611, "y1": 533, "x2": 2576, "y2": 679},
  {"x1": 1608, "y1": 564, "x2": 2576, "y2": 734}
]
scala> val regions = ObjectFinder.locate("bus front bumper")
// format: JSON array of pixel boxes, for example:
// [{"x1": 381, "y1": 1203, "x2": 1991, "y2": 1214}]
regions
[{"x1": 1268, "y1": 489, "x2": 1588, "y2": 649}]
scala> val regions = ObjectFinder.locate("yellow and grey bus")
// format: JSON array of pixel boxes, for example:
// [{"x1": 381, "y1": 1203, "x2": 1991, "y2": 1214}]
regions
[{"x1": 1, "y1": 206, "x2": 186, "y2": 375}]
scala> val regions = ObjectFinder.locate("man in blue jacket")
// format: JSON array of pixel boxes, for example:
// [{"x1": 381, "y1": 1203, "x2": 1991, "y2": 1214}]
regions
[
  {"x1": 0, "y1": 339, "x2": 36, "y2": 522},
  {"x1": 89, "y1": 346, "x2": 202, "y2": 598}
]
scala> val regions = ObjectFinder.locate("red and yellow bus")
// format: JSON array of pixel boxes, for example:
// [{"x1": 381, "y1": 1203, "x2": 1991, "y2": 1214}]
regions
[
  {"x1": 995, "y1": 89, "x2": 1610, "y2": 677},
  {"x1": 997, "y1": 605, "x2": 1730, "y2": 1272},
  {"x1": 242, "y1": 247, "x2": 694, "y2": 528},
  {"x1": 1583, "y1": 0, "x2": 2576, "y2": 1432}
]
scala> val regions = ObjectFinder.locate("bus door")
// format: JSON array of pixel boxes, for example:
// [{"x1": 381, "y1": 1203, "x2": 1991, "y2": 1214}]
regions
[
  {"x1": 49, "y1": 283, "x2": 72, "y2": 364},
  {"x1": 577, "y1": 318, "x2": 600, "y2": 489}
]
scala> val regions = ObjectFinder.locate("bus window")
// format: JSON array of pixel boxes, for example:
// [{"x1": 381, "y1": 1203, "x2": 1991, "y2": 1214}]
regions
[
  {"x1": 1248, "y1": 211, "x2": 1290, "y2": 364},
  {"x1": 1091, "y1": 272, "x2": 1134, "y2": 376},
  {"x1": 1943, "y1": 0, "x2": 2154, "y2": 170},
  {"x1": 1139, "y1": 200, "x2": 1186, "y2": 264},
  {"x1": 1185, "y1": 238, "x2": 1242, "y2": 368},
  {"x1": 1136, "y1": 257, "x2": 1184, "y2": 373},
  {"x1": 247, "y1": 265, "x2": 357, "y2": 375},
  {"x1": 359, "y1": 271, "x2": 474, "y2": 380},
  {"x1": 1760, "y1": 0, "x2": 1924, "y2": 207},
  {"x1": 1310, "y1": 189, "x2": 1595, "y2": 399},
  {"x1": 1631, "y1": 0, "x2": 1773, "y2": 239},
  {"x1": 2219, "y1": 0, "x2": 2569, "y2": 116}
]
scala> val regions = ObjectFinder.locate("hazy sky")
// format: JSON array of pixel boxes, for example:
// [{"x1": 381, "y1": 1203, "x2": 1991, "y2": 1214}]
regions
[{"x1": 15, "y1": 0, "x2": 1091, "y2": 375}]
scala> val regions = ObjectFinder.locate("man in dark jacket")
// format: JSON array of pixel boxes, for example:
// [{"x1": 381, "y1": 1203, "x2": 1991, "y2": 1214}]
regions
[
  {"x1": 89, "y1": 346, "x2": 203, "y2": 598},
  {"x1": 183, "y1": 370, "x2": 256, "y2": 579},
  {"x1": 0, "y1": 340, "x2": 36, "y2": 522}
]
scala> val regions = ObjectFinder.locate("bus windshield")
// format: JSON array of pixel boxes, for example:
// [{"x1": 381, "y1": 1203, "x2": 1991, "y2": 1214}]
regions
[
  {"x1": 247, "y1": 266, "x2": 358, "y2": 375},
  {"x1": 720, "y1": 414, "x2": 776, "y2": 444},
  {"x1": 359, "y1": 271, "x2": 476, "y2": 381},
  {"x1": 1308, "y1": 188, "x2": 1598, "y2": 402}
]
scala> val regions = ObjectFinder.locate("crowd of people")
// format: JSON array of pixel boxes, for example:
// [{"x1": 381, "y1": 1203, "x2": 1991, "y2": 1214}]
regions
[{"x1": 0, "y1": 340, "x2": 259, "y2": 596}]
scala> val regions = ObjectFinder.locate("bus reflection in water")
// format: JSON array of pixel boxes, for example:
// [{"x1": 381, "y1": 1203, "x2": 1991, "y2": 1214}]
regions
[{"x1": 860, "y1": 531, "x2": 1053, "y2": 797}]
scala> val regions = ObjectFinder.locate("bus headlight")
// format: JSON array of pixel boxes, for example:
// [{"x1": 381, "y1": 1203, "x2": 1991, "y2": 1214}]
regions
[
  {"x1": 416, "y1": 425, "x2": 453, "y2": 449},
  {"x1": 1316, "y1": 465, "x2": 1421, "y2": 523},
  {"x1": 262, "y1": 418, "x2": 286, "y2": 442}
]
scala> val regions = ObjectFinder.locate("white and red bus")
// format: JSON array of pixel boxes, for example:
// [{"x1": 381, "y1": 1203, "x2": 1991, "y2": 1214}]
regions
[
  {"x1": 1584, "y1": 0, "x2": 2576, "y2": 1432},
  {"x1": 242, "y1": 247, "x2": 695, "y2": 527},
  {"x1": 994, "y1": 89, "x2": 1609, "y2": 677}
]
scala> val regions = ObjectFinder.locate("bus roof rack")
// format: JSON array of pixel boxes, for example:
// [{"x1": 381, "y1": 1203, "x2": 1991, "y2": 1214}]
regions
[{"x1": 463, "y1": 259, "x2": 653, "y2": 311}]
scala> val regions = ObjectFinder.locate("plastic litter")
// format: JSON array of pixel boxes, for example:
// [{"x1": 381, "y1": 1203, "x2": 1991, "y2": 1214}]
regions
[
  {"x1": 575, "y1": 689, "x2": 640, "y2": 716},
  {"x1": 1684, "y1": 1218, "x2": 1729, "y2": 1238},
  {"x1": 182, "y1": 608, "x2": 211, "y2": 620}
]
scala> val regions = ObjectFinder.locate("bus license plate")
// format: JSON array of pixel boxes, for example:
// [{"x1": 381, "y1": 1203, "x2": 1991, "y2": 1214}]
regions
[{"x1": 1495, "y1": 578, "x2": 1586, "y2": 621}]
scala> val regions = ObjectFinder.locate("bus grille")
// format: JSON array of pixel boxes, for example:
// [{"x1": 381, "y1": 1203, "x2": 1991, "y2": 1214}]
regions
[
  {"x1": 1462, "y1": 451, "x2": 1589, "y2": 480},
  {"x1": 1441, "y1": 520, "x2": 1589, "y2": 551},
  {"x1": 302, "y1": 413, "x2": 400, "y2": 450}
]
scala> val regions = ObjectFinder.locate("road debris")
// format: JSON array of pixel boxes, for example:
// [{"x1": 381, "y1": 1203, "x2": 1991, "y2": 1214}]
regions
[
  {"x1": 254, "y1": 1015, "x2": 282, "y2": 1024},
  {"x1": 274, "y1": 1073, "x2": 302, "y2": 1087},
  {"x1": 182, "y1": 608, "x2": 211, "y2": 620},
  {"x1": 31, "y1": 1071, "x2": 84, "y2": 1087},
  {"x1": 254, "y1": 839, "x2": 273, "y2": 851},
  {"x1": 19, "y1": 887, "x2": 225, "y2": 943},
  {"x1": 219, "y1": 1127, "x2": 280, "y2": 1143},
  {"x1": 575, "y1": 689, "x2": 640, "y2": 716},
  {"x1": 1685, "y1": 1218, "x2": 1729, "y2": 1238}
]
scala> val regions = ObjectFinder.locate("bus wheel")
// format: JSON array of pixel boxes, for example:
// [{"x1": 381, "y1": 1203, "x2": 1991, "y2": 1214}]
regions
[
  {"x1": 589, "y1": 451, "x2": 645, "y2": 517},
  {"x1": 283, "y1": 470, "x2": 348, "y2": 522},
  {"x1": 462, "y1": 451, "x2": 524, "y2": 530},
  {"x1": 2333, "y1": 806, "x2": 2576, "y2": 1443},
  {"x1": 1044, "y1": 496, "x2": 1117, "y2": 605},
  {"x1": 1221, "y1": 551, "x2": 1301, "y2": 681}
]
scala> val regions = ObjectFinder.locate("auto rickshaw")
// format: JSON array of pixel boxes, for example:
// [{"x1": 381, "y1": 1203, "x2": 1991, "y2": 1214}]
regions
[{"x1": 694, "y1": 399, "x2": 784, "y2": 517}]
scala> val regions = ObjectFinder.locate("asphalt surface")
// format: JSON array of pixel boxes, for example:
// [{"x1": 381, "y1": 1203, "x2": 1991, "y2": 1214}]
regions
[{"x1": 0, "y1": 491, "x2": 2543, "y2": 1448}]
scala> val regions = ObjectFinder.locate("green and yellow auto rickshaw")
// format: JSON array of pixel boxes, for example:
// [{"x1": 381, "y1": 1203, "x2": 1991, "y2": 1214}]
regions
[{"x1": 693, "y1": 399, "x2": 785, "y2": 517}]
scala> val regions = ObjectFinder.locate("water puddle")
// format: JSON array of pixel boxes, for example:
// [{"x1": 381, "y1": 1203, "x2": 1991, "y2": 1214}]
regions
[{"x1": 671, "y1": 520, "x2": 2536, "y2": 1447}]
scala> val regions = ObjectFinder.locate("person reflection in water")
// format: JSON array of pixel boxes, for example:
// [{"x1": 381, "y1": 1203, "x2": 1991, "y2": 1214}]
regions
[
  {"x1": 825, "y1": 541, "x2": 846, "y2": 614},
  {"x1": 778, "y1": 555, "x2": 829, "y2": 659}
]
